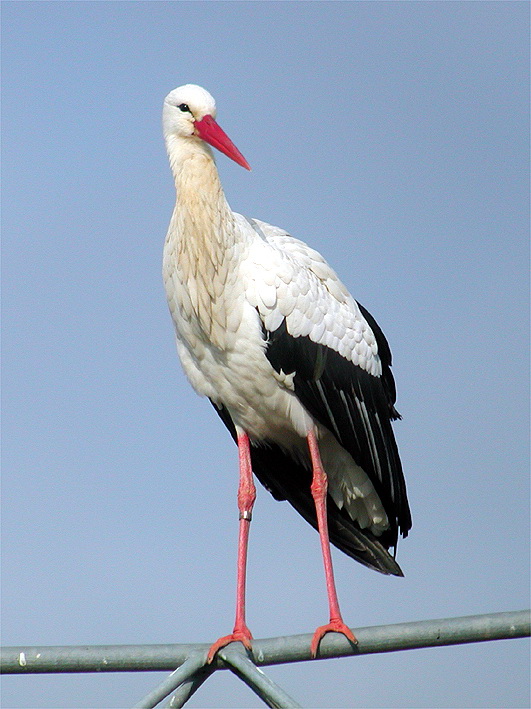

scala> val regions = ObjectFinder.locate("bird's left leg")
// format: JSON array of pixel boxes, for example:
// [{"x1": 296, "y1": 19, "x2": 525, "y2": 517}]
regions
[
  {"x1": 207, "y1": 431, "x2": 256, "y2": 662},
  {"x1": 307, "y1": 428, "x2": 358, "y2": 657}
]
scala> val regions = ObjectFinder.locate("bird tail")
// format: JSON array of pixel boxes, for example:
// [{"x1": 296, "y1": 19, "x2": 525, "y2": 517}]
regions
[
  {"x1": 258, "y1": 461, "x2": 404, "y2": 576},
  {"x1": 249, "y1": 441, "x2": 404, "y2": 576}
]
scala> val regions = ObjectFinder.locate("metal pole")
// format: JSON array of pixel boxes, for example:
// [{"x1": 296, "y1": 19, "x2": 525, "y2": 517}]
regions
[
  {"x1": 2, "y1": 610, "x2": 529, "y2": 674},
  {"x1": 1, "y1": 642, "x2": 193, "y2": 674},
  {"x1": 219, "y1": 644, "x2": 302, "y2": 709},
  {"x1": 132, "y1": 652, "x2": 207, "y2": 709},
  {"x1": 164, "y1": 665, "x2": 214, "y2": 708}
]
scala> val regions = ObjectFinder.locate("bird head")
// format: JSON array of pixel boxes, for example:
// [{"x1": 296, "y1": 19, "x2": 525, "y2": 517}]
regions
[{"x1": 163, "y1": 84, "x2": 250, "y2": 170}]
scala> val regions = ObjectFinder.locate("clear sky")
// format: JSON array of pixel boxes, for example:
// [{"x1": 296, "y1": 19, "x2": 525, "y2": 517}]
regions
[{"x1": 2, "y1": 2, "x2": 529, "y2": 708}]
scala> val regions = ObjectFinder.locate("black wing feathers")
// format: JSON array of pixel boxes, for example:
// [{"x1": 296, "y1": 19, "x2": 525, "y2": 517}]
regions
[
  {"x1": 263, "y1": 305, "x2": 411, "y2": 542},
  {"x1": 356, "y1": 301, "x2": 399, "y2": 417}
]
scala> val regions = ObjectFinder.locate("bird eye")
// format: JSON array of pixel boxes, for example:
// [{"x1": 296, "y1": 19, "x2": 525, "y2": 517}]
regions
[{"x1": 178, "y1": 103, "x2": 191, "y2": 113}]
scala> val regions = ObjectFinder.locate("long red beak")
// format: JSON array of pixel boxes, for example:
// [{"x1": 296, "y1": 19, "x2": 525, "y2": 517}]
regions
[{"x1": 194, "y1": 114, "x2": 250, "y2": 170}]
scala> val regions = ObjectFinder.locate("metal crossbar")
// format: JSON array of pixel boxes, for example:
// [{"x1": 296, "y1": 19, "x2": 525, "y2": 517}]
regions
[{"x1": 2, "y1": 610, "x2": 529, "y2": 708}]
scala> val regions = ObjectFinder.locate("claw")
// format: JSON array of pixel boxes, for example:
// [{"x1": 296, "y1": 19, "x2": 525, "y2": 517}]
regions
[
  {"x1": 310, "y1": 619, "x2": 358, "y2": 657},
  {"x1": 207, "y1": 626, "x2": 253, "y2": 663}
]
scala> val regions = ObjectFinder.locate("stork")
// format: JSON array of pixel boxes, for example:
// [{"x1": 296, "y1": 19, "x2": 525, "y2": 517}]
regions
[{"x1": 162, "y1": 84, "x2": 411, "y2": 662}]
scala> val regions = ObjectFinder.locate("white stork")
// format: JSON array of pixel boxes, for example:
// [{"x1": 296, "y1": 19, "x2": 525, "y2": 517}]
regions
[{"x1": 162, "y1": 84, "x2": 411, "y2": 661}]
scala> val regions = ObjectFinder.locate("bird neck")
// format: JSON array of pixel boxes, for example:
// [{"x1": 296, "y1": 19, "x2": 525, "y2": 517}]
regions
[
  {"x1": 167, "y1": 135, "x2": 237, "y2": 262},
  {"x1": 164, "y1": 136, "x2": 242, "y2": 348}
]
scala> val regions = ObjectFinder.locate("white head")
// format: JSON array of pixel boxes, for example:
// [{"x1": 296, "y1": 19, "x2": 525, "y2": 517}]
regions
[
  {"x1": 163, "y1": 84, "x2": 217, "y2": 139},
  {"x1": 163, "y1": 84, "x2": 250, "y2": 170}
]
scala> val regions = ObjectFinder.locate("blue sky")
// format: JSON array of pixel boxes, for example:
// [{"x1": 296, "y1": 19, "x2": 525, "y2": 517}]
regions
[{"x1": 2, "y1": 2, "x2": 529, "y2": 707}]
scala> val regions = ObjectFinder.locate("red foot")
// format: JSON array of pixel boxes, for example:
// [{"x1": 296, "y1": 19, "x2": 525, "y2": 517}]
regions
[
  {"x1": 310, "y1": 618, "x2": 358, "y2": 657},
  {"x1": 207, "y1": 626, "x2": 253, "y2": 663}
]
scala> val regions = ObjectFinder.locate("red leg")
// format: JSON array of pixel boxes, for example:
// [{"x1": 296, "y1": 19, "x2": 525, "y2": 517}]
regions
[
  {"x1": 207, "y1": 432, "x2": 256, "y2": 662},
  {"x1": 307, "y1": 429, "x2": 358, "y2": 657}
]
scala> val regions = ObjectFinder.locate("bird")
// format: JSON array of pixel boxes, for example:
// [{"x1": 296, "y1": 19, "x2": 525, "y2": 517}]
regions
[{"x1": 162, "y1": 84, "x2": 411, "y2": 662}]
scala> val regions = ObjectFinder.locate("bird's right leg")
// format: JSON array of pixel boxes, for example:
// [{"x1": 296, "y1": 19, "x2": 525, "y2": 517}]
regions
[
  {"x1": 307, "y1": 429, "x2": 358, "y2": 657},
  {"x1": 207, "y1": 431, "x2": 256, "y2": 662}
]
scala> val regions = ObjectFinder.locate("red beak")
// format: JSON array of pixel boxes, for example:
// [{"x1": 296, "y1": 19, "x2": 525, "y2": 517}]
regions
[{"x1": 194, "y1": 114, "x2": 250, "y2": 170}]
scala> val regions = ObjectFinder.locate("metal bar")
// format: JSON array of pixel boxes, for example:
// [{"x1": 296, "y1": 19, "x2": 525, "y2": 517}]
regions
[
  {"x1": 219, "y1": 644, "x2": 302, "y2": 709},
  {"x1": 2, "y1": 610, "x2": 529, "y2": 675},
  {"x1": 132, "y1": 651, "x2": 206, "y2": 709},
  {"x1": 1, "y1": 643, "x2": 195, "y2": 674},
  {"x1": 251, "y1": 608, "x2": 531, "y2": 666},
  {"x1": 164, "y1": 665, "x2": 214, "y2": 708}
]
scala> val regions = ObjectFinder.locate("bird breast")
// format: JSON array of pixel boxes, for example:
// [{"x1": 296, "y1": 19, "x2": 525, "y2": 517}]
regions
[
  {"x1": 164, "y1": 228, "x2": 316, "y2": 442},
  {"x1": 163, "y1": 203, "x2": 243, "y2": 349}
]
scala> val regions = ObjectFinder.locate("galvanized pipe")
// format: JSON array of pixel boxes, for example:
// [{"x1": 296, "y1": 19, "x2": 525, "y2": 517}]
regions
[
  {"x1": 132, "y1": 652, "x2": 207, "y2": 709},
  {"x1": 2, "y1": 610, "x2": 529, "y2": 675},
  {"x1": 219, "y1": 644, "x2": 302, "y2": 708}
]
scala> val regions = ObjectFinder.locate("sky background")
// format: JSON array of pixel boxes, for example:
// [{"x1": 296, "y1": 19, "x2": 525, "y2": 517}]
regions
[{"x1": 2, "y1": 2, "x2": 529, "y2": 708}]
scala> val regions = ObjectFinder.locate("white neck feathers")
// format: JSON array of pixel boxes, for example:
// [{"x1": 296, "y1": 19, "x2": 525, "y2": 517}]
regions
[{"x1": 164, "y1": 135, "x2": 240, "y2": 348}]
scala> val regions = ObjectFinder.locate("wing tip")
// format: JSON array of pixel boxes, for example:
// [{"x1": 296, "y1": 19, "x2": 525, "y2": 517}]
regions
[{"x1": 324, "y1": 505, "x2": 407, "y2": 576}]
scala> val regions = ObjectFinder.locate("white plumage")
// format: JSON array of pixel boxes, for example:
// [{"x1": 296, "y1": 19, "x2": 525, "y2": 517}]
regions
[{"x1": 162, "y1": 84, "x2": 411, "y2": 659}]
